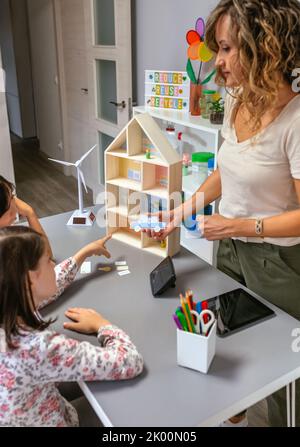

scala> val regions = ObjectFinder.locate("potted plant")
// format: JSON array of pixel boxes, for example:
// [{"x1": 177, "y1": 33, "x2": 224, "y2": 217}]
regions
[{"x1": 209, "y1": 98, "x2": 225, "y2": 125}]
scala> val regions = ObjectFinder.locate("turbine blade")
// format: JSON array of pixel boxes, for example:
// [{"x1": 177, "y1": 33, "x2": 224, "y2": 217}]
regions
[
  {"x1": 78, "y1": 168, "x2": 88, "y2": 193},
  {"x1": 48, "y1": 158, "x2": 74, "y2": 167},
  {"x1": 78, "y1": 144, "x2": 97, "y2": 164}
]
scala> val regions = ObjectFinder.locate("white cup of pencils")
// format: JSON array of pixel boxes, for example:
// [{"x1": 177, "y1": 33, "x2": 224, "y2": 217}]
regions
[{"x1": 174, "y1": 290, "x2": 216, "y2": 374}]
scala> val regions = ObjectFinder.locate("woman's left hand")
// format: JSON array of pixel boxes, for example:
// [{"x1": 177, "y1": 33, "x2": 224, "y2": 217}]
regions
[{"x1": 197, "y1": 213, "x2": 236, "y2": 241}]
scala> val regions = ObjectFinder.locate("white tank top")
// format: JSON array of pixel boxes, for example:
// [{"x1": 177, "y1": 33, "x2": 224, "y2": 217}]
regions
[{"x1": 218, "y1": 92, "x2": 300, "y2": 246}]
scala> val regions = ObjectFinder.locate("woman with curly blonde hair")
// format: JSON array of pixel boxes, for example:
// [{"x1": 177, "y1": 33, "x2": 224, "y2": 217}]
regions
[{"x1": 147, "y1": 0, "x2": 300, "y2": 426}]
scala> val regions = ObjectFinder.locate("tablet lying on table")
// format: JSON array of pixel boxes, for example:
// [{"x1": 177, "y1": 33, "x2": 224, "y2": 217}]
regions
[{"x1": 207, "y1": 288, "x2": 276, "y2": 337}]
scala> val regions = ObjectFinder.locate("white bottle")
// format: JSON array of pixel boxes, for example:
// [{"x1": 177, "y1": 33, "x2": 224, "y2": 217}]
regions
[{"x1": 165, "y1": 124, "x2": 180, "y2": 154}]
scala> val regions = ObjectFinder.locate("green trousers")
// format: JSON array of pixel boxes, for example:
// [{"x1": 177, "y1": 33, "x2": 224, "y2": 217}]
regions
[{"x1": 217, "y1": 238, "x2": 300, "y2": 427}]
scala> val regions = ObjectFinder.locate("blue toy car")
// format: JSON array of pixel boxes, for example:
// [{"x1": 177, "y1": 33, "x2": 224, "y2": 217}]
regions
[{"x1": 130, "y1": 216, "x2": 167, "y2": 233}]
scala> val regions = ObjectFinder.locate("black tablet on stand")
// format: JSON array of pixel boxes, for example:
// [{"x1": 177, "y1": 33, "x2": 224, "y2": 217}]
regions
[{"x1": 150, "y1": 257, "x2": 176, "y2": 297}]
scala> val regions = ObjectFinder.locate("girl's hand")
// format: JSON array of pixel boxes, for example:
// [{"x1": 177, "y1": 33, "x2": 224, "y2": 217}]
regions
[
  {"x1": 197, "y1": 214, "x2": 236, "y2": 241},
  {"x1": 85, "y1": 234, "x2": 112, "y2": 258},
  {"x1": 64, "y1": 308, "x2": 111, "y2": 334},
  {"x1": 74, "y1": 235, "x2": 112, "y2": 267},
  {"x1": 15, "y1": 197, "x2": 35, "y2": 219}
]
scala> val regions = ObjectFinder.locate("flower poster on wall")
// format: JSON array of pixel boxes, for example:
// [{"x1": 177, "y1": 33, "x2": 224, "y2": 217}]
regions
[{"x1": 145, "y1": 70, "x2": 190, "y2": 111}]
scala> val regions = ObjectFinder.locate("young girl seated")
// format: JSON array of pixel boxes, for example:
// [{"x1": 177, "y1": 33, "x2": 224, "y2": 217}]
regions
[
  {"x1": 0, "y1": 175, "x2": 53, "y2": 257},
  {"x1": 0, "y1": 226, "x2": 143, "y2": 427},
  {"x1": 0, "y1": 175, "x2": 108, "y2": 301}
]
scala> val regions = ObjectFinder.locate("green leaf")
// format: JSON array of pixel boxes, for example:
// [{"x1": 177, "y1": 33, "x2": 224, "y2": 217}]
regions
[
  {"x1": 200, "y1": 68, "x2": 217, "y2": 85},
  {"x1": 211, "y1": 98, "x2": 224, "y2": 112},
  {"x1": 186, "y1": 59, "x2": 197, "y2": 84}
]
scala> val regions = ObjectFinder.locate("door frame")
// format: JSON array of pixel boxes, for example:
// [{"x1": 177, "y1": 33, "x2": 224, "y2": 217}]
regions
[
  {"x1": 53, "y1": 0, "x2": 71, "y2": 175},
  {"x1": 85, "y1": 0, "x2": 133, "y2": 186},
  {"x1": 52, "y1": 0, "x2": 133, "y2": 186}
]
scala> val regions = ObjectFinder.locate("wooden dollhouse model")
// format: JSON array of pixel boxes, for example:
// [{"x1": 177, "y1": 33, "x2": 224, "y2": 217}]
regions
[{"x1": 105, "y1": 113, "x2": 182, "y2": 257}]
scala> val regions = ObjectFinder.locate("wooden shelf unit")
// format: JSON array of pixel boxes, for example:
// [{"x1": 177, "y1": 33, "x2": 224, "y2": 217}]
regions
[
  {"x1": 105, "y1": 113, "x2": 182, "y2": 257},
  {"x1": 133, "y1": 106, "x2": 223, "y2": 266}
]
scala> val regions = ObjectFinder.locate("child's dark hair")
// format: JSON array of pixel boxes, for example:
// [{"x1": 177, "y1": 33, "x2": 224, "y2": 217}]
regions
[
  {"x1": 0, "y1": 226, "x2": 55, "y2": 349},
  {"x1": 0, "y1": 175, "x2": 15, "y2": 218}
]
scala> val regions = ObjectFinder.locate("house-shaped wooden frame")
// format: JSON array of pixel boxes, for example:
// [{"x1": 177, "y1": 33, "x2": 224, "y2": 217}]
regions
[{"x1": 105, "y1": 113, "x2": 182, "y2": 257}]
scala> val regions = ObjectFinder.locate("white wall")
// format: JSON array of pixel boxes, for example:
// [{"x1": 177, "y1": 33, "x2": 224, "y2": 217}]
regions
[
  {"x1": 0, "y1": 0, "x2": 36, "y2": 138},
  {"x1": 0, "y1": 49, "x2": 15, "y2": 183},
  {"x1": 0, "y1": 0, "x2": 22, "y2": 136},
  {"x1": 10, "y1": 0, "x2": 36, "y2": 138},
  {"x1": 133, "y1": 0, "x2": 220, "y2": 105}
]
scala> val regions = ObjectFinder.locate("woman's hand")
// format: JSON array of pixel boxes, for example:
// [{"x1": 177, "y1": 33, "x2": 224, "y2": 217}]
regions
[
  {"x1": 197, "y1": 214, "x2": 237, "y2": 241},
  {"x1": 64, "y1": 308, "x2": 111, "y2": 334},
  {"x1": 143, "y1": 209, "x2": 182, "y2": 241}
]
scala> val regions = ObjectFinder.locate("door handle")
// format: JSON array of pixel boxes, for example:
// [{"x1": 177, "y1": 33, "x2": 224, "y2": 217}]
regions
[
  {"x1": 81, "y1": 88, "x2": 88, "y2": 94},
  {"x1": 109, "y1": 100, "x2": 126, "y2": 109}
]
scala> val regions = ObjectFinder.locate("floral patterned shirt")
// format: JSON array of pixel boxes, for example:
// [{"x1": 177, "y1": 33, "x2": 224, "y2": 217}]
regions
[
  {"x1": 39, "y1": 257, "x2": 79, "y2": 309},
  {"x1": 0, "y1": 258, "x2": 143, "y2": 427}
]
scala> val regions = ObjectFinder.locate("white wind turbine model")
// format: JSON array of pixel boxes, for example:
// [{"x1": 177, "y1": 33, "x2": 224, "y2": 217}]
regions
[{"x1": 49, "y1": 144, "x2": 97, "y2": 227}]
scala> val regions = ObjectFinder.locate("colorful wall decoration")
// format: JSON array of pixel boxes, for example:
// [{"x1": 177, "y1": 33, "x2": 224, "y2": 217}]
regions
[{"x1": 145, "y1": 70, "x2": 190, "y2": 112}]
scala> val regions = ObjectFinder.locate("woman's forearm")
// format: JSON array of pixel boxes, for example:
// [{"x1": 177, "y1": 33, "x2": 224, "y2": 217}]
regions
[
  {"x1": 234, "y1": 210, "x2": 300, "y2": 238},
  {"x1": 176, "y1": 169, "x2": 222, "y2": 221}
]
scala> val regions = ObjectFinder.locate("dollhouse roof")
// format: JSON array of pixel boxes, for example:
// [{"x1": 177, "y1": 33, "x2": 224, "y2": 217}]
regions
[{"x1": 105, "y1": 112, "x2": 181, "y2": 165}]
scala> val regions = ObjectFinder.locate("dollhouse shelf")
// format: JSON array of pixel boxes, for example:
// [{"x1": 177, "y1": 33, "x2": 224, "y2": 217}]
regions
[
  {"x1": 107, "y1": 207, "x2": 140, "y2": 227},
  {"x1": 105, "y1": 113, "x2": 182, "y2": 258},
  {"x1": 133, "y1": 106, "x2": 223, "y2": 266},
  {"x1": 106, "y1": 177, "x2": 143, "y2": 192},
  {"x1": 108, "y1": 149, "x2": 169, "y2": 167}
]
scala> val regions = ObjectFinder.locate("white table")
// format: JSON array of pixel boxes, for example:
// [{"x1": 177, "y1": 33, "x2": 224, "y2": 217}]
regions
[{"x1": 41, "y1": 211, "x2": 299, "y2": 427}]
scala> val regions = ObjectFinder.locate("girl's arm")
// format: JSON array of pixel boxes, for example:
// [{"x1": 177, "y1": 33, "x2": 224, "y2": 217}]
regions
[
  {"x1": 38, "y1": 257, "x2": 78, "y2": 309},
  {"x1": 15, "y1": 197, "x2": 53, "y2": 258},
  {"x1": 72, "y1": 234, "x2": 111, "y2": 268},
  {"x1": 38, "y1": 235, "x2": 112, "y2": 309},
  {"x1": 34, "y1": 310, "x2": 143, "y2": 383},
  {"x1": 200, "y1": 179, "x2": 300, "y2": 240}
]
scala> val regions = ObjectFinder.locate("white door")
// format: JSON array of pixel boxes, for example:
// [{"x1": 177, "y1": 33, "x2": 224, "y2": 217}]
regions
[
  {"x1": 85, "y1": 0, "x2": 133, "y2": 186},
  {"x1": 54, "y1": 0, "x2": 91, "y2": 181},
  {"x1": 27, "y1": 0, "x2": 63, "y2": 160},
  {"x1": 0, "y1": 51, "x2": 15, "y2": 183}
]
